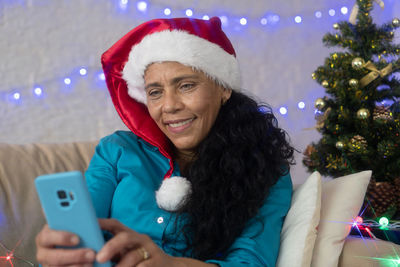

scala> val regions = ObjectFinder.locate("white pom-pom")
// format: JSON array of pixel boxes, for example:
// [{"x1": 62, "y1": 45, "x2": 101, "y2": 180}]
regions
[{"x1": 155, "y1": 176, "x2": 192, "y2": 211}]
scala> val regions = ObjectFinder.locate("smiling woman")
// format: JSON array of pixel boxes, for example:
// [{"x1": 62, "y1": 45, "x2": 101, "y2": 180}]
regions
[{"x1": 35, "y1": 17, "x2": 295, "y2": 267}]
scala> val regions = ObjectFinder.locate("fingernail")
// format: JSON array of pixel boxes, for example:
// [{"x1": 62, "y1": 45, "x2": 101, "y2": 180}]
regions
[
  {"x1": 96, "y1": 251, "x2": 105, "y2": 262},
  {"x1": 70, "y1": 235, "x2": 79, "y2": 245},
  {"x1": 85, "y1": 251, "x2": 95, "y2": 261}
]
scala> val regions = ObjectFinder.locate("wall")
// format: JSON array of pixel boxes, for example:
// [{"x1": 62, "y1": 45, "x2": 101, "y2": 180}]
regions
[{"x1": 1, "y1": 0, "x2": 398, "y2": 184}]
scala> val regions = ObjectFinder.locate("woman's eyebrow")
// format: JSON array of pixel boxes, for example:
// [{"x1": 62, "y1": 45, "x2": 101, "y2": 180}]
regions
[
  {"x1": 145, "y1": 75, "x2": 200, "y2": 90},
  {"x1": 170, "y1": 75, "x2": 199, "y2": 85}
]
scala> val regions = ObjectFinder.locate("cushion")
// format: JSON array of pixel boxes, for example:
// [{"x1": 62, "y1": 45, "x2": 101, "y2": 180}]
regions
[
  {"x1": 339, "y1": 236, "x2": 400, "y2": 266},
  {"x1": 277, "y1": 171, "x2": 321, "y2": 267},
  {"x1": 311, "y1": 171, "x2": 372, "y2": 267}
]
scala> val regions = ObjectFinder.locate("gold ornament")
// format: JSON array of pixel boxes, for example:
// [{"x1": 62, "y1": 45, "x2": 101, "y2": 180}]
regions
[
  {"x1": 357, "y1": 108, "x2": 370, "y2": 119},
  {"x1": 336, "y1": 141, "x2": 345, "y2": 150},
  {"x1": 322, "y1": 80, "x2": 329, "y2": 88},
  {"x1": 333, "y1": 23, "x2": 340, "y2": 30},
  {"x1": 349, "y1": 79, "x2": 359, "y2": 88},
  {"x1": 315, "y1": 98, "x2": 326, "y2": 110},
  {"x1": 352, "y1": 57, "x2": 365, "y2": 70},
  {"x1": 312, "y1": 72, "x2": 316, "y2": 80},
  {"x1": 393, "y1": 18, "x2": 400, "y2": 27}
]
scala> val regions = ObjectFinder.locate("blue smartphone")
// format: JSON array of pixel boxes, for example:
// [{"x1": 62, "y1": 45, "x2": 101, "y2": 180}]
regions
[{"x1": 35, "y1": 171, "x2": 111, "y2": 267}]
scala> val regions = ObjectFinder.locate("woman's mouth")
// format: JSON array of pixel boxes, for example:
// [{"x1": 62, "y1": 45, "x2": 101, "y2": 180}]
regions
[{"x1": 166, "y1": 118, "x2": 195, "y2": 133}]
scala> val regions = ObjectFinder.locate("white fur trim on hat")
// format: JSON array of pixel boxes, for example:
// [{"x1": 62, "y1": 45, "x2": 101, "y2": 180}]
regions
[
  {"x1": 122, "y1": 30, "x2": 241, "y2": 104},
  {"x1": 155, "y1": 176, "x2": 192, "y2": 212}
]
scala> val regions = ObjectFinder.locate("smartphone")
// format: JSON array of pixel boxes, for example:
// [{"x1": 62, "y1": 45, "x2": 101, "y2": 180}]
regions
[{"x1": 35, "y1": 171, "x2": 111, "y2": 267}]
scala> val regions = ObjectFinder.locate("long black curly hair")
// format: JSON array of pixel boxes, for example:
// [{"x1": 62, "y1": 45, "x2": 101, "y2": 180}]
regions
[{"x1": 172, "y1": 90, "x2": 295, "y2": 260}]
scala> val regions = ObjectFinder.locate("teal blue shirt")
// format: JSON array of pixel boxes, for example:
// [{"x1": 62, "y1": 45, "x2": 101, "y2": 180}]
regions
[{"x1": 85, "y1": 131, "x2": 292, "y2": 267}]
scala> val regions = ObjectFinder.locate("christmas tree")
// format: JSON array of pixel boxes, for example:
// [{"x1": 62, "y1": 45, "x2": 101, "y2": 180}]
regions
[{"x1": 303, "y1": 0, "x2": 400, "y2": 219}]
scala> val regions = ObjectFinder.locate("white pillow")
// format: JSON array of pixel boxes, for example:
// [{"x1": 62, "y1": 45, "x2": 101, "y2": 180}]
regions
[
  {"x1": 277, "y1": 171, "x2": 321, "y2": 267},
  {"x1": 311, "y1": 170, "x2": 372, "y2": 267}
]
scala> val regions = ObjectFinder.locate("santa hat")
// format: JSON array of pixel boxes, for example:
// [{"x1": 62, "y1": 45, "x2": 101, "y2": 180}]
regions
[{"x1": 101, "y1": 17, "x2": 240, "y2": 211}]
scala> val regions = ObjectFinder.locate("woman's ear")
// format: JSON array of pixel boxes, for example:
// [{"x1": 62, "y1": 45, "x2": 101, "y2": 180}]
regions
[{"x1": 221, "y1": 88, "x2": 232, "y2": 105}]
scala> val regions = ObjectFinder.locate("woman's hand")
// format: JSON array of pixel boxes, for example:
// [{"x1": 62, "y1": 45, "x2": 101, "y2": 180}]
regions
[
  {"x1": 96, "y1": 218, "x2": 179, "y2": 267},
  {"x1": 35, "y1": 224, "x2": 96, "y2": 266}
]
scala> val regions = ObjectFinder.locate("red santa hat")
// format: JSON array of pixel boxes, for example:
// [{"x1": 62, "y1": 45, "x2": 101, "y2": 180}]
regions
[{"x1": 101, "y1": 17, "x2": 240, "y2": 211}]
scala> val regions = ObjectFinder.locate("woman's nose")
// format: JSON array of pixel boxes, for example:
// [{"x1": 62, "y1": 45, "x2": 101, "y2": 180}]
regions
[{"x1": 162, "y1": 90, "x2": 183, "y2": 113}]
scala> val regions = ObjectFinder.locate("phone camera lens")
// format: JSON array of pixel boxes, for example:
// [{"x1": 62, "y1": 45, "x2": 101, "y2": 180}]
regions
[
  {"x1": 60, "y1": 201, "x2": 70, "y2": 207},
  {"x1": 57, "y1": 190, "x2": 67, "y2": 199}
]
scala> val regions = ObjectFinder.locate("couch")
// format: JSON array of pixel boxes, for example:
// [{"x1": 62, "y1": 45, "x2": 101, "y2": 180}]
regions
[{"x1": 0, "y1": 141, "x2": 399, "y2": 266}]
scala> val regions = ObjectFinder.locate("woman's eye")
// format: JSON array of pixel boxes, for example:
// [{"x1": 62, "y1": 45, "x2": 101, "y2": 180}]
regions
[
  {"x1": 148, "y1": 89, "x2": 162, "y2": 98},
  {"x1": 181, "y1": 83, "x2": 194, "y2": 90}
]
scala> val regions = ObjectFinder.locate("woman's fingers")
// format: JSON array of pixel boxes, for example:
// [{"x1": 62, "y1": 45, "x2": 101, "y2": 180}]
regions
[
  {"x1": 37, "y1": 247, "x2": 96, "y2": 266},
  {"x1": 36, "y1": 224, "x2": 79, "y2": 248},
  {"x1": 98, "y1": 218, "x2": 128, "y2": 235},
  {"x1": 36, "y1": 224, "x2": 96, "y2": 266},
  {"x1": 115, "y1": 247, "x2": 151, "y2": 267}
]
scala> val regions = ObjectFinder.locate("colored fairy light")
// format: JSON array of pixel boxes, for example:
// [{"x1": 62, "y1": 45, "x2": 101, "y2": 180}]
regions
[
  {"x1": 260, "y1": 18, "x2": 267, "y2": 25},
  {"x1": 341, "y1": 6, "x2": 348, "y2": 15},
  {"x1": 64, "y1": 78, "x2": 71, "y2": 85},
  {"x1": 240, "y1": 18, "x2": 247, "y2": 25},
  {"x1": 13, "y1": 92, "x2": 20, "y2": 100},
  {"x1": 329, "y1": 9, "x2": 335, "y2": 16},
  {"x1": 164, "y1": 8, "x2": 171, "y2": 15},
  {"x1": 352, "y1": 216, "x2": 363, "y2": 227},
  {"x1": 220, "y1": 16, "x2": 228, "y2": 26},
  {"x1": 294, "y1": 16, "x2": 302, "y2": 23},
  {"x1": 279, "y1": 107, "x2": 287, "y2": 115},
  {"x1": 137, "y1": 1, "x2": 147, "y2": 12},
  {"x1": 120, "y1": 0, "x2": 128, "y2": 4},
  {"x1": 379, "y1": 217, "x2": 389, "y2": 227},
  {"x1": 202, "y1": 15, "x2": 209, "y2": 20},
  {"x1": 185, "y1": 9, "x2": 193, "y2": 17},
  {"x1": 315, "y1": 11, "x2": 322, "y2": 18},
  {"x1": 79, "y1": 68, "x2": 87, "y2": 76},
  {"x1": 298, "y1": 101, "x2": 305, "y2": 109},
  {"x1": 34, "y1": 87, "x2": 42, "y2": 96}
]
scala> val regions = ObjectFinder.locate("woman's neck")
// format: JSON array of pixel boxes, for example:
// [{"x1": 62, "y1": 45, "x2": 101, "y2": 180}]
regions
[{"x1": 174, "y1": 149, "x2": 196, "y2": 175}]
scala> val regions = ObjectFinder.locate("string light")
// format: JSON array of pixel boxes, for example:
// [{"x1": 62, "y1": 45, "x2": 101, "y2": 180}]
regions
[
  {"x1": 341, "y1": 6, "x2": 348, "y2": 15},
  {"x1": 64, "y1": 78, "x2": 71, "y2": 85},
  {"x1": 240, "y1": 18, "x2": 247, "y2": 25},
  {"x1": 279, "y1": 107, "x2": 288, "y2": 115},
  {"x1": 137, "y1": 1, "x2": 147, "y2": 12},
  {"x1": 260, "y1": 18, "x2": 267, "y2": 25},
  {"x1": 164, "y1": 8, "x2": 171, "y2": 16},
  {"x1": 315, "y1": 11, "x2": 322, "y2": 18},
  {"x1": 329, "y1": 9, "x2": 336, "y2": 16},
  {"x1": 185, "y1": 9, "x2": 193, "y2": 17},
  {"x1": 202, "y1": 15, "x2": 209, "y2": 20},
  {"x1": 294, "y1": 16, "x2": 302, "y2": 23},
  {"x1": 79, "y1": 67, "x2": 87, "y2": 76},
  {"x1": 13, "y1": 92, "x2": 20, "y2": 100},
  {"x1": 219, "y1": 15, "x2": 228, "y2": 26},
  {"x1": 298, "y1": 101, "x2": 306, "y2": 109},
  {"x1": 34, "y1": 87, "x2": 43, "y2": 96},
  {"x1": 119, "y1": 0, "x2": 128, "y2": 10}
]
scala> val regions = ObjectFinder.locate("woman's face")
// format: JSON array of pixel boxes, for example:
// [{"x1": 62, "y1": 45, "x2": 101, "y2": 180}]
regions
[{"x1": 144, "y1": 61, "x2": 231, "y2": 156}]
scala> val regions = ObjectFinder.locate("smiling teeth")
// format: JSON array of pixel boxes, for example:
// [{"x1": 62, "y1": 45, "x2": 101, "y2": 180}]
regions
[{"x1": 169, "y1": 119, "x2": 193, "y2": 128}]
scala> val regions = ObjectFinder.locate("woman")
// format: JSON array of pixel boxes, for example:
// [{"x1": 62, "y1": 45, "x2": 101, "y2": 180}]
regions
[{"x1": 36, "y1": 17, "x2": 295, "y2": 267}]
